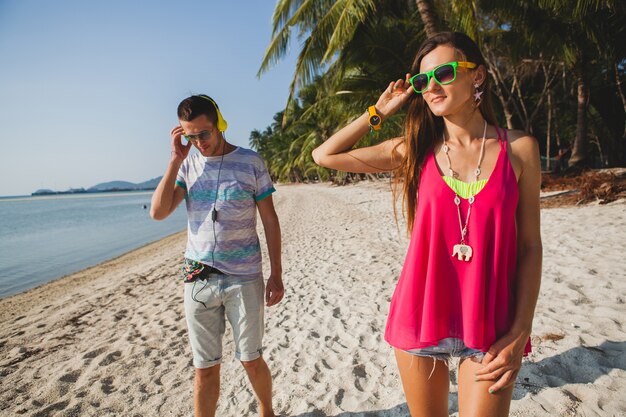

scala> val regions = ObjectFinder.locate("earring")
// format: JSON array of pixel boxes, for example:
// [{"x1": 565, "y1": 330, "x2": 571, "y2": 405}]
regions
[{"x1": 473, "y1": 83, "x2": 483, "y2": 103}]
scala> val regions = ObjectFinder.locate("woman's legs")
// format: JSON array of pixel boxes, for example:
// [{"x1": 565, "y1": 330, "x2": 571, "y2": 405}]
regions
[
  {"x1": 457, "y1": 356, "x2": 514, "y2": 417},
  {"x1": 394, "y1": 348, "x2": 450, "y2": 417}
]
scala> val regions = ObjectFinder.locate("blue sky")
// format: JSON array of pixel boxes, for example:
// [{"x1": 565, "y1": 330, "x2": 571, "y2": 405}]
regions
[{"x1": 0, "y1": 0, "x2": 298, "y2": 196}]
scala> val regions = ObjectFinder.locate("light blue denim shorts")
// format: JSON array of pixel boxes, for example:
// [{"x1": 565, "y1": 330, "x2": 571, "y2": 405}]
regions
[
  {"x1": 184, "y1": 273, "x2": 265, "y2": 369},
  {"x1": 404, "y1": 337, "x2": 486, "y2": 367}
]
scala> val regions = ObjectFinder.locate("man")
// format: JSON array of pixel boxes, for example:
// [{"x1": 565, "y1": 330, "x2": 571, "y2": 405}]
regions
[{"x1": 151, "y1": 94, "x2": 283, "y2": 417}]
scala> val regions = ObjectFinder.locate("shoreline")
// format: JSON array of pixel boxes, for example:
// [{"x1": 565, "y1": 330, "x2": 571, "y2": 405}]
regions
[
  {"x1": 0, "y1": 180, "x2": 589, "y2": 305},
  {"x1": 0, "y1": 227, "x2": 187, "y2": 302},
  {"x1": 4, "y1": 173, "x2": 611, "y2": 302},
  {"x1": 0, "y1": 230, "x2": 187, "y2": 322},
  {"x1": 1, "y1": 182, "x2": 625, "y2": 417}
]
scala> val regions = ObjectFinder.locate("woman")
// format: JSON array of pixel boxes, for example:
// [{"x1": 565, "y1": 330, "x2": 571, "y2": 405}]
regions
[{"x1": 312, "y1": 32, "x2": 542, "y2": 416}]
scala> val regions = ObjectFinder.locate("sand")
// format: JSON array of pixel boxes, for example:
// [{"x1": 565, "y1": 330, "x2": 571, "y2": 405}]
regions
[{"x1": 1, "y1": 182, "x2": 625, "y2": 417}]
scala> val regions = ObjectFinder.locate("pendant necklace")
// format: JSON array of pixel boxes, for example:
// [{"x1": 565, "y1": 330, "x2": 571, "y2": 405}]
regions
[{"x1": 441, "y1": 120, "x2": 487, "y2": 262}]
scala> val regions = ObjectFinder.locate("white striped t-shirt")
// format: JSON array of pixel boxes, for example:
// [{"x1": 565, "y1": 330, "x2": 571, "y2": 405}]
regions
[{"x1": 175, "y1": 147, "x2": 275, "y2": 279}]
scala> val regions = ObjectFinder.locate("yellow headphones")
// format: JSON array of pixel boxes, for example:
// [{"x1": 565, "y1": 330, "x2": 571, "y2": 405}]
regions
[{"x1": 198, "y1": 95, "x2": 228, "y2": 132}]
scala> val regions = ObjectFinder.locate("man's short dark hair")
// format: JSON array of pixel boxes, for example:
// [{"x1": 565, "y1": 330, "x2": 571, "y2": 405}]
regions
[{"x1": 177, "y1": 95, "x2": 219, "y2": 124}]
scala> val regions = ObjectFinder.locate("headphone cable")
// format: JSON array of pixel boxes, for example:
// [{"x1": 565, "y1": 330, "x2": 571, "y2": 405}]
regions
[
  {"x1": 210, "y1": 134, "x2": 226, "y2": 269},
  {"x1": 194, "y1": 134, "x2": 226, "y2": 308}
]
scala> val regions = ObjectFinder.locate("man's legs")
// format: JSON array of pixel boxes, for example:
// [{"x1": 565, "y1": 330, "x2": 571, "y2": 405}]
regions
[
  {"x1": 225, "y1": 278, "x2": 274, "y2": 416},
  {"x1": 241, "y1": 357, "x2": 275, "y2": 417},
  {"x1": 194, "y1": 364, "x2": 221, "y2": 417},
  {"x1": 184, "y1": 279, "x2": 225, "y2": 417}
]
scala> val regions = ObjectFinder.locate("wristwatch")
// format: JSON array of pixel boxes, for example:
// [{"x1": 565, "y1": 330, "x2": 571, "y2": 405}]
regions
[{"x1": 368, "y1": 105, "x2": 382, "y2": 131}]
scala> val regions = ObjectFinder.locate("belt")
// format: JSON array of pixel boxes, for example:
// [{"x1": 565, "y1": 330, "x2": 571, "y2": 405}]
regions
[{"x1": 182, "y1": 259, "x2": 224, "y2": 283}]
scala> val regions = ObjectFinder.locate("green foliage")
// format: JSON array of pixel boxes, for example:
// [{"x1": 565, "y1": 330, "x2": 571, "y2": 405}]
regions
[{"x1": 252, "y1": 0, "x2": 625, "y2": 181}]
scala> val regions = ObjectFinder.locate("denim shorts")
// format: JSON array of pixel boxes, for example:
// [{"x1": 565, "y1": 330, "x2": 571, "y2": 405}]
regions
[
  {"x1": 404, "y1": 337, "x2": 486, "y2": 368},
  {"x1": 184, "y1": 273, "x2": 265, "y2": 368}
]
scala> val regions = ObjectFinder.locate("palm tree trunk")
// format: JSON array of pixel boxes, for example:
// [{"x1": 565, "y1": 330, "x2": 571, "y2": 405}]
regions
[
  {"x1": 614, "y1": 62, "x2": 626, "y2": 128},
  {"x1": 569, "y1": 56, "x2": 589, "y2": 168},
  {"x1": 615, "y1": 62, "x2": 626, "y2": 166},
  {"x1": 416, "y1": 0, "x2": 439, "y2": 37},
  {"x1": 547, "y1": 91, "x2": 552, "y2": 172}
]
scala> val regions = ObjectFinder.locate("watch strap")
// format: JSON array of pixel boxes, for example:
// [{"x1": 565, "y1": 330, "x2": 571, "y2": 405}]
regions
[{"x1": 368, "y1": 105, "x2": 382, "y2": 131}]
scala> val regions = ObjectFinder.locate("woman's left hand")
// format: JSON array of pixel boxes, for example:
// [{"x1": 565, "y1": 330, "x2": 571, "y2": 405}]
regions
[{"x1": 474, "y1": 330, "x2": 529, "y2": 394}]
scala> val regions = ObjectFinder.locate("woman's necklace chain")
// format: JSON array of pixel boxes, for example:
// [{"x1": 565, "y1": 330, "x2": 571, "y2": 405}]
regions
[{"x1": 441, "y1": 120, "x2": 487, "y2": 262}]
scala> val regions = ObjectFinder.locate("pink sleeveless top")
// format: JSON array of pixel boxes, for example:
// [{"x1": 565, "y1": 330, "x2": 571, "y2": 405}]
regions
[{"x1": 384, "y1": 128, "x2": 532, "y2": 355}]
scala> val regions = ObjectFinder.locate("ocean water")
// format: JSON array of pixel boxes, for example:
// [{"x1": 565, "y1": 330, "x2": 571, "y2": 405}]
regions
[{"x1": 0, "y1": 191, "x2": 187, "y2": 298}]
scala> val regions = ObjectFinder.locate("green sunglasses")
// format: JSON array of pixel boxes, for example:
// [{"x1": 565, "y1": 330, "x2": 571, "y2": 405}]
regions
[
  {"x1": 183, "y1": 128, "x2": 214, "y2": 142},
  {"x1": 409, "y1": 61, "x2": 477, "y2": 93}
]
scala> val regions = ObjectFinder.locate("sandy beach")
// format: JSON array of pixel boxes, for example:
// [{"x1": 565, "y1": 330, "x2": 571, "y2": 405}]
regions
[{"x1": 1, "y1": 181, "x2": 625, "y2": 417}]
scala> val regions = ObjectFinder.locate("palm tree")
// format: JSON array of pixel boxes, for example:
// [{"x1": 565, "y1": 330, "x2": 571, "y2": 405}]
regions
[
  {"x1": 477, "y1": 0, "x2": 623, "y2": 168},
  {"x1": 415, "y1": 0, "x2": 440, "y2": 37},
  {"x1": 254, "y1": 2, "x2": 421, "y2": 182},
  {"x1": 257, "y1": 0, "x2": 378, "y2": 118},
  {"x1": 254, "y1": 0, "x2": 625, "y2": 178}
]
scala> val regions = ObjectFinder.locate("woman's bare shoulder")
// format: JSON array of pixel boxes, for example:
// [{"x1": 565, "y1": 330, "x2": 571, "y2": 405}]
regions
[
  {"x1": 499, "y1": 129, "x2": 540, "y2": 181},
  {"x1": 504, "y1": 129, "x2": 539, "y2": 160}
]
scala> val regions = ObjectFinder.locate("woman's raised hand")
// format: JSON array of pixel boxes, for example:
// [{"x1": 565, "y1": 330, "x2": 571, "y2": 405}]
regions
[{"x1": 375, "y1": 73, "x2": 414, "y2": 119}]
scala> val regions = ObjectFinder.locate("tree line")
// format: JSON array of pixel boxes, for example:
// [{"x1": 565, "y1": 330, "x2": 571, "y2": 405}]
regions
[{"x1": 250, "y1": 0, "x2": 625, "y2": 183}]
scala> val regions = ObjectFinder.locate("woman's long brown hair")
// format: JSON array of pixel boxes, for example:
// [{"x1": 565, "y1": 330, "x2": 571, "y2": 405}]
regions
[{"x1": 392, "y1": 32, "x2": 498, "y2": 234}]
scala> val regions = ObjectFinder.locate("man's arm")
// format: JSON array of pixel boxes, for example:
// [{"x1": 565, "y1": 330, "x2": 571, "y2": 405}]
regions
[
  {"x1": 150, "y1": 160, "x2": 186, "y2": 220},
  {"x1": 256, "y1": 194, "x2": 284, "y2": 307},
  {"x1": 151, "y1": 125, "x2": 191, "y2": 220}
]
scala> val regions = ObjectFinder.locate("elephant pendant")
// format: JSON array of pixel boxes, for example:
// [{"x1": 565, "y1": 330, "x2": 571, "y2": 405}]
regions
[{"x1": 452, "y1": 244, "x2": 473, "y2": 261}]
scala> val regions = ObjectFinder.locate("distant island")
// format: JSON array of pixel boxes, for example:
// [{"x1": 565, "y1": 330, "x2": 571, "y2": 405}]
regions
[{"x1": 32, "y1": 177, "x2": 163, "y2": 196}]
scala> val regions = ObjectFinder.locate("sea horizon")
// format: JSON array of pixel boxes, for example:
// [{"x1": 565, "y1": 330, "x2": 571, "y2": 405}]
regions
[{"x1": 0, "y1": 190, "x2": 155, "y2": 201}]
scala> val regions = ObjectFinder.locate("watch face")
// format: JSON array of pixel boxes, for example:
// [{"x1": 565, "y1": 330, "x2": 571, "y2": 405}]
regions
[{"x1": 370, "y1": 115, "x2": 381, "y2": 126}]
